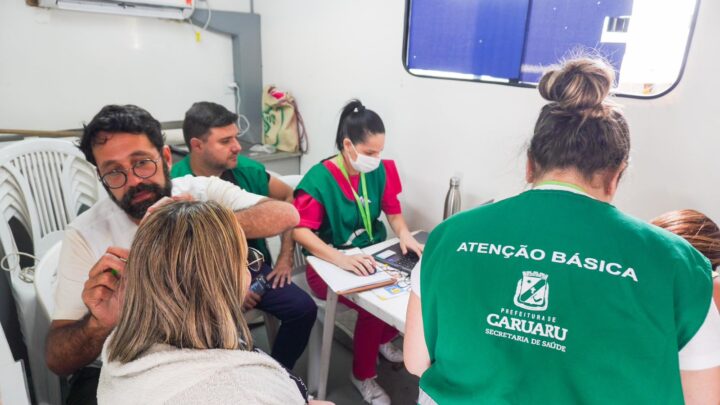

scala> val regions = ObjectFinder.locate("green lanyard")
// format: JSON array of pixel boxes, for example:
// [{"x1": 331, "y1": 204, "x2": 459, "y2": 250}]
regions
[
  {"x1": 535, "y1": 180, "x2": 589, "y2": 195},
  {"x1": 335, "y1": 154, "x2": 374, "y2": 241}
]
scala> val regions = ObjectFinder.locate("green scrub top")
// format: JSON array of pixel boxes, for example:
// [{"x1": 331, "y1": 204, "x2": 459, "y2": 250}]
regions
[{"x1": 419, "y1": 187, "x2": 712, "y2": 404}]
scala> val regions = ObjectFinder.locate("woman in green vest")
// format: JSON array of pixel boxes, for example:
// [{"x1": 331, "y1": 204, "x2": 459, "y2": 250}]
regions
[
  {"x1": 403, "y1": 58, "x2": 720, "y2": 404},
  {"x1": 293, "y1": 100, "x2": 423, "y2": 405}
]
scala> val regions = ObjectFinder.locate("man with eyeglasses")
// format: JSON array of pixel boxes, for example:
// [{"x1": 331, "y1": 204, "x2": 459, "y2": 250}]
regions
[
  {"x1": 45, "y1": 104, "x2": 301, "y2": 405},
  {"x1": 171, "y1": 101, "x2": 317, "y2": 372}
]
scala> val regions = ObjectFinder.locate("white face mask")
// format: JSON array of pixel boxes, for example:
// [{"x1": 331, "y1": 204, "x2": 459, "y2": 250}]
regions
[{"x1": 349, "y1": 142, "x2": 381, "y2": 173}]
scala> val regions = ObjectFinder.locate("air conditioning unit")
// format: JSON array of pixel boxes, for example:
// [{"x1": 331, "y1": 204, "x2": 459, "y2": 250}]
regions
[{"x1": 37, "y1": 0, "x2": 195, "y2": 20}]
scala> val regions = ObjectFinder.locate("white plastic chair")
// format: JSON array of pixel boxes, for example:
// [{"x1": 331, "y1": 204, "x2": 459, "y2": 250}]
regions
[
  {"x1": 0, "y1": 320, "x2": 14, "y2": 368},
  {"x1": 0, "y1": 138, "x2": 102, "y2": 405},
  {"x1": 34, "y1": 241, "x2": 63, "y2": 322},
  {"x1": 1, "y1": 321, "x2": 32, "y2": 405},
  {"x1": 0, "y1": 139, "x2": 102, "y2": 257},
  {"x1": 277, "y1": 174, "x2": 302, "y2": 190},
  {"x1": 0, "y1": 181, "x2": 62, "y2": 405}
]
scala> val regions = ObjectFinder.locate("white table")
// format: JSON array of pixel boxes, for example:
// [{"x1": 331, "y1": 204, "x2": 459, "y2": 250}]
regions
[
  {"x1": 345, "y1": 241, "x2": 410, "y2": 331},
  {"x1": 309, "y1": 236, "x2": 412, "y2": 400}
]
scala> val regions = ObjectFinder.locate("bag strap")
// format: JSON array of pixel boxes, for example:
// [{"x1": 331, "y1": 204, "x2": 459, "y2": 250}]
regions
[{"x1": 290, "y1": 99, "x2": 309, "y2": 153}]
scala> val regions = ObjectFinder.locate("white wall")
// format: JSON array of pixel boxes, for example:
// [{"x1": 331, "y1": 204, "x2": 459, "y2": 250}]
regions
[
  {"x1": 0, "y1": 1, "x2": 241, "y2": 130},
  {"x1": 255, "y1": 0, "x2": 720, "y2": 230},
  {"x1": 1, "y1": 1, "x2": 717, "y2": 227}
]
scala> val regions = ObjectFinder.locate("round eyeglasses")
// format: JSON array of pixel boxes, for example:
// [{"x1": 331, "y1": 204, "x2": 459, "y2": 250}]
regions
[
  {"x1": 378, "y1": 266, "x2": 411, "y2": 289},
  {"x1": 247, "y1": 247, "x2": 265, "y2": 273},
  {"x1": 100, "y1": 158, "x2": 160, "y2": 189}
]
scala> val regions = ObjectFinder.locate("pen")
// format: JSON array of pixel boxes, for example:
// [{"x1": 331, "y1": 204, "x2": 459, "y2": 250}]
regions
[{"x1": 108, "y1": 256, "x2": 126, "y2": 278}]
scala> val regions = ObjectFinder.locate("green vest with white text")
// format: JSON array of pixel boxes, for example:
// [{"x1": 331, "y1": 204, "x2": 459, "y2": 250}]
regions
[
  {"x1": 295, "y1": 158, "x2": 387, "y2": 249},
  {"x1": 420, "y1": 189, "x2": 712, "y2": 405}
]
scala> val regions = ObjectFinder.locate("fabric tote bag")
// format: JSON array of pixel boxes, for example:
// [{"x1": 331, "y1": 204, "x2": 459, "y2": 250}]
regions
[{"x1": 262, "y1": 85, "x2": 308, "y2": 153}]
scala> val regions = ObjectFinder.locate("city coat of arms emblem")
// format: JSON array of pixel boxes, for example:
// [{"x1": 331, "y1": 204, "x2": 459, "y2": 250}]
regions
[{"x1": 513, "y1": 271, "x2": 549, "y2": 311}]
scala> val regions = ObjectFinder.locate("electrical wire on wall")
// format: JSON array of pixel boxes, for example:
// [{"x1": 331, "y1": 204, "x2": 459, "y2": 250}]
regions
[
  {"x1": 230, "y1": 82, "x2": 251, "y2": 137},
  {"x1": 187, "y1": 0, "x2": 212, "y2": 42},
  {"x1": 187, "y1": 0, "x2": 250, "y2": 138}
]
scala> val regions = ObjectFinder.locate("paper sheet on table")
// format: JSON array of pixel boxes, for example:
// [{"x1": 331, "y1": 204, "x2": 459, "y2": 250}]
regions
[
  {"x1": 372, "y1": 283, "x2": 410, "y2": 300},
  {"x1": 307, "y1": 248, "x2": 395, "y2": 295}
]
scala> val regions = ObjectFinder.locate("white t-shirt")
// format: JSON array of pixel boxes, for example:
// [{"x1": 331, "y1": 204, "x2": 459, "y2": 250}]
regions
[
  {"x1": 53, "y1": 175, "x2": 264, "y2": 321},
  {"x1": 411, "y1": 258, "x2": 720, "y2": 371}
]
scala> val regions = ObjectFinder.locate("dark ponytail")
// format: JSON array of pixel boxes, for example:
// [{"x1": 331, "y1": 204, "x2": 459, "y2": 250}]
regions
[
  {"x1": 528, "y1": 57, "x2": 630, "y2": 181},
  {"x1": 335, "y1": 99, "x2": 385, "y2": 150}
]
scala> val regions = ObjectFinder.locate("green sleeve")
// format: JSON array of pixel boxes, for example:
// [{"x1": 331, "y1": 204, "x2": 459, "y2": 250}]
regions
[
  {"x1": 232, "y1": 155, "x2": 269, "y2": 196},
  {"x1": 295, "y1": 163, "x2": 325, "y2": 202},
  {"x1": 170, "y1": 155, "x2": 193, "y2": 178},
  {"x1": 235, "y1": 155, "x2": 267, "y2": 173}
]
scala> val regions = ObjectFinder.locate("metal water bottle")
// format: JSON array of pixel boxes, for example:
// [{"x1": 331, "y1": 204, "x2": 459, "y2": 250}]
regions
[{"x1": 443, "y1": 177, "x2": 461, "y2": 219}]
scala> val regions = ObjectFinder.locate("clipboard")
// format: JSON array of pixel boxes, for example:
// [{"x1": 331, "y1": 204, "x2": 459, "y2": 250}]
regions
[
  {"x1": 306, "y1": 252, "x2": 398, "y2": 295},
  {"x1": 336, "y1": 277, "x2": 397, "y2": 295}
]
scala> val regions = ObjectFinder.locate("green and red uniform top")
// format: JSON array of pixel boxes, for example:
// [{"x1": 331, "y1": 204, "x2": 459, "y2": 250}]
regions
[{"x1": 293, "y1": 158, "x2": 402, "y2": 249}]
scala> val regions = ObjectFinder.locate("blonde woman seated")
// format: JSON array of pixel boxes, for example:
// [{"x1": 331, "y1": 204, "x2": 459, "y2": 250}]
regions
[{"x1": 97, "y1": 201, "x2": 329, "y2": 404}]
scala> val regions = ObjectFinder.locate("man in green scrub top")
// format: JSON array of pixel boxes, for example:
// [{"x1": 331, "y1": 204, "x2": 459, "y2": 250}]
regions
[{"x1": 171, "y1": 101, "x2": 316, "y2": 370}]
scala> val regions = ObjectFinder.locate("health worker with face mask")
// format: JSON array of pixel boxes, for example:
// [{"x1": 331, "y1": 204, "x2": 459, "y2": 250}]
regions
[{"x1": 293, "y1": 99, "x2": 423, "y2": 405}]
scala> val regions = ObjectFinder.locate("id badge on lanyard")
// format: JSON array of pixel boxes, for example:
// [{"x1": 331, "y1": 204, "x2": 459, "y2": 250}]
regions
[{"x1": 336, "y1": 154, "x2": 374, "y2": 242}]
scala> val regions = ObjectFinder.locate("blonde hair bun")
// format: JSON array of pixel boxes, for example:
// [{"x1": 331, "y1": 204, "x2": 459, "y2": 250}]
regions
[{"x1": 538, "y1": 58, "x2": 616, "y2": 119}]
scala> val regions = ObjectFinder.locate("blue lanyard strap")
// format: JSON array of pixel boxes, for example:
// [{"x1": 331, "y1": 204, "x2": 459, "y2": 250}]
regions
[{"x1": 335, "y1": 154, "x2": 374, "y2": 241}]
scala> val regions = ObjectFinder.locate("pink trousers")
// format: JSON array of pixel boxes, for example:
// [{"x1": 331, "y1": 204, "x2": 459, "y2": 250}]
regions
[{"x1": 306, "y1": 264, "x2": 399, "y2": 379}]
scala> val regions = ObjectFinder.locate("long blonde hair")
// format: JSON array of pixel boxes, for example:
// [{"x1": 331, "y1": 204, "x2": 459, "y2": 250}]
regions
[{"x1": 107, "y1": 200, "x2": 253, "y2": 363}]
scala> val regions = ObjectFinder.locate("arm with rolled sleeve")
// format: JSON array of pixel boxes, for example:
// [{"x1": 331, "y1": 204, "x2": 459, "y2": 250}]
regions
[
  {"x1": 193, "y1": 175, "x2": 299, "y2": 238},
  {"x1": 266, "y1": 175, "x2": 297, "y2": 288},
  {"x1": 52, "y1": 229, "x2": 96, "y2": 321},
  {"x1": 46, "y1": 229, "x2": 111, "y2": 375},
  {"x1": 382, "y1": 161, "x2": 424, "y2": 256},
  {"x1": 292, "y1": 191, "x2": 346, "y2": 266},
  {"x1": 404, "y1": 259, "x2": 431, "y2": 376}
]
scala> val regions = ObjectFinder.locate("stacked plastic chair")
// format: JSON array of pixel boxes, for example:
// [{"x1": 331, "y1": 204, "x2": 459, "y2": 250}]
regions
[
  {"x1": 0, "y1": 138, "x2": 103, "y2": 405},
  {"x1": 0, "y1": 323, "x2": 31, "y2": 405}
]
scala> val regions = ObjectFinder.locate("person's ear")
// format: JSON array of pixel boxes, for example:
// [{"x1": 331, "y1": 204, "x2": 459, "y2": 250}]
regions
[
  {"x1": 343, "y1": 138, "x2": 355, "y2": 159},
  {"x1": 190, "y1": 137, "x2": 203, "y2": 153},
  {"x1": 604, "y1": 162, "x2": 628, "y2": 199},
  {"x1": 525, "y1": 154, "x2": 535, "y2": 184},
  {"x1": 162, "y1": 145, "x2": 172, "y2": 170}
]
